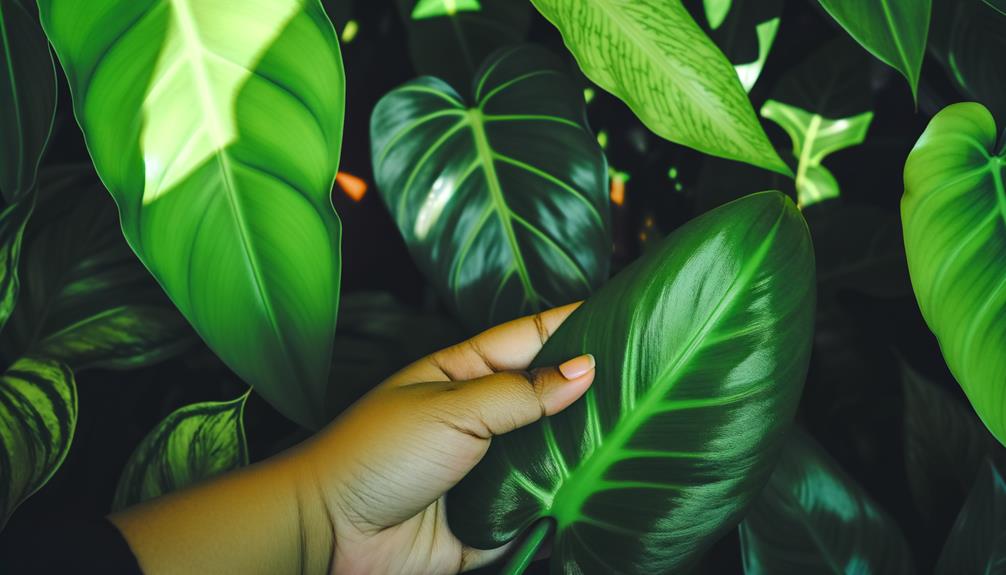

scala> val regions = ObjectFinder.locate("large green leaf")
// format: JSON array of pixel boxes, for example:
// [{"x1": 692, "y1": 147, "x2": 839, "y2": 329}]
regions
[
  {"x1": 448, "y1": 191, "x2": 816, "y2": 573},
  {"x1": 0, "y1": 357, "x2": 76, "y2": 530},
  {"x1": 1, "y1": 167, "x2": 194, "y2": 370},
  {"x1": 371, "y1": 45, "x2": 611, "y2": 332},
  {"x1": 0, "y1": 0, "x2": 56, "y2": 204},
  {"x1": 111, "y1": 392, "x2": 248, "y2": 510},
  {"x1": 902, "y1": 102, "x2": 1006, "y2": 447},
  {"x1": 529, "y1": 0, "x2": 789, "y2": 175},
  {"x1": 38, "y1": 0, "x2": 346, "y2": 429},
  {"x1": 816, "y1": 0, "x2": 931, "y2": 99},
  {"x1": 740, "y1": 430, "x2": 915, "y2": 575},
  {"x1": 935, "y1": 460, "x2": 1006, "y2": 574}
]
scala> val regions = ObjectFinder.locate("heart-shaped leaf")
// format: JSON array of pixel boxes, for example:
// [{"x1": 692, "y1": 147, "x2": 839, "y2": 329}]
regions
[
  {"x1": 371, "y1": 45, "x2": 611, "y2": 332},
  {"x1": 38, "y1": 0, "x2": 346, "y2": 429},
  {"x1": 935, "y1": 460, "x2": 1006, "y2": 574},
  {"x1": 902, "y1": 102, "x2": 1006, "y2": 447},
  {"x1": 740, "y1": 430, "x2": 915, "y2": 574},
  {"x1": 0, "y1": 357, "x2": 76, "y2": 530},
  {"x1": 0, "y1": 0, "x2": 56, "y2": 204},
  {"x1": 448, "y1": 191, "x2": 816, "y2": 573},
  {"x1": 816, "y1": 0, "x2": 931, "y2": 99},
  {"x1": 1, "y1": 167, "x2": 194, "y2": 370},
  {"x1": 529, "y1": 0, "x2": 789, "y2": 175},
  {"x1": 111, "y1": 392, "x2": 249, "y2": 511}
]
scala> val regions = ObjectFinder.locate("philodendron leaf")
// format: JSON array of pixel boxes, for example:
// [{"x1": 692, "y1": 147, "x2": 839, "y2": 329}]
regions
[
  {"x1": 371, "y1": 45, "x2": 611, "y2": 332},
  {"x1": 0, "y1": 357, "x2": 76, "y2": 530},
  {"x1": 935, "y1": 460, "x2": 1006, "y2": 574},
  {"x1": 38, "y1": 0, "x2": 346, "y2": 429},
  {"x1": 740, "y1": 430, "x2": 915, "y2": 574},
  {"x1": 902, "y1": 102, "x2": 1006, "y2": 447},
  {"x1": 448, "y1": 191, "x2": 816, "y2": 573},
  {"x1": 0, "y1": 0, "x2": 56, "y2": 204},
  {"x1": 816, "y1": 0, "x2": 931, "y2": 99},
  {"x1": 761, "y1": 100, "x2": 873, "y2": 207},
  {"x1": 112, "y1": 392, "x2": 249, "y2": 510},
  {"x1": 1, "y1": 167, "x2": 194, "y2": 371},
  {"x1": 529, "y1": 0, "x2": 789, "y2": 175}
]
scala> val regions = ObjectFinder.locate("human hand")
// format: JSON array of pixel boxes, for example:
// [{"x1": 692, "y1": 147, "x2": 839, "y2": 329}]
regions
[{"x1": 301, "y1": 302, "x2": 595, "y2": 574}]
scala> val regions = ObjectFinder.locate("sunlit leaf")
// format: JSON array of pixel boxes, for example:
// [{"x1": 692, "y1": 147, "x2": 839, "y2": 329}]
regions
[
  {"x1": 902, "y1": 102, "x2": 1006, "y2": 447},
  {"x1": 935, "y1": 460, "x2": 1006, "y2": 574},
  {"x1": 411, "y1": 0, "x2": 481, "y2": 20},
  {"x1": 703, "y1": 0, "x2": 732, "y2": 29},
  {"x1": 449, "y1": 192, "x2": 816, "y2": 573},
  {"x1": 0, "y1": 357, "x2": 76, "y2": 530},
  {"x1": 529, "y1": 0, "x2": 789, "y2": 175},
  {"x1": 740, "y1": 430, "x2": 915, "y2": 575},
  {"x1": 371, "y1": 45, "x2": 611, "y2": 332},
  {"x1": 111, "y1": 392, "x2": 249, "y2": 510},
  {"x1": 690, "y1": 0, "x2": 782, "y2": 92},
  {"x1": 38, "y1": 0, "x2": 346, "y2": 429}
]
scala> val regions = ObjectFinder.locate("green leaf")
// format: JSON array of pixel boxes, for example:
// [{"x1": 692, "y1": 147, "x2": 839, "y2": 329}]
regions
[
  {"x1": 529, "y1": 0, "x2": 789, "y2": 175},
  {"x1": 902, "y1": 102, "x2": 1006, "y2": 447},
  {"x1": 0, "y1": 0, "x2": 56, "y2": 204},
  {"x1": 985, "y1": 0, "x2": 1006, "y2": 16},
  {"x1": 761, "y1": 101, "x2": 873, "y2": 208},
  {"x1": 816, "y1": 0, "x2": 931, "y2": 99},
  {"x1": 448, "y1": 191, "x2": 816, "y2": 573},
  {"x1": 38, "y1": 0, "x2": 346, "y2": 429},
  {"x1": 935, "y1": 460, "x2": 1006, "y2": 574},
  {"x1": 371, "y1": 45, "x2": 611, "y2": 332},
  {"x1": 0, "y1": 195, "x2": 33, "y2": 334},
  {"x1": 1, "y1": 166, "x2": 194, "y2": 371},
  {"x1": 411, "y1": 0, "x2": 481, "y2": 19},
  {"x1": 740, "y1": 430, "x2": 915, "y2": 574},
  {"x1": 692, "y1": 0, "x2": 782, "y2": 92},
  {"x1": 703, "y1": 0, "x2": 732, "y2": 29},
  {"x1": 111, "y1": 392, "x2": 249, "y2": 511},
  {"x1": 0, "y1": 357, "x2": 76, "y2": 530}
]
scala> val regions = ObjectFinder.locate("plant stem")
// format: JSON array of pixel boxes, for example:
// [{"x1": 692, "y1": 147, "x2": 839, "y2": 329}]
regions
[{"x1": 499, "y1": 520, "x2": 552, "y2": 575}]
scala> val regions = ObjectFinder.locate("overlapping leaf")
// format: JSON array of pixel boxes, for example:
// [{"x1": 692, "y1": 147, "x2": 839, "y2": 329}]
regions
[
  {"x1": 935, "y1": 460, "x2": 1006, "y2": 574},
  {"x1": 371, "y1": 45, "x2": 611, "y2": 331},
  {"x1": 449, "y1": 192, "x2": 816, "y2": 573},
  {"x1": 691, "y1": 0, "x2": 782, "y2": 92}
]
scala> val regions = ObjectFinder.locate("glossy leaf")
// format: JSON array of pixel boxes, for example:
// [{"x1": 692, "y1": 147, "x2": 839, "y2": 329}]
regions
[
  {"x1": 111, "y1": 392, "x2": 249, "y2": 510},
  {"x1": 448, "y1": 191, "x2": 816, "y2": 573},
  {"x1": 761, "y1": 101, "x2": 873, "y2": 207},
  {"x1": 529, "y1": 0, "x2": 789, "y2": 175},
  {"x1": 740, "y1": 430, "x2": 915, "y2": 575},
  {"x1": 1, "y1": 167, "x2": 194, "y2": 370},
  {"x1": 935, "y1": 460, "x2": 1006, "y2": 574},
  {"x1": 0, "y1": 357, "x2": 76, "y2": 530},
  {"x1": 816, "y1": 0, "x2": 931, "y2": 98},
  {"x1": 38, "y1": 0, "x2": 346, "y2": 429},
  {"x1": 0, "y1": 0, "x2": 56, "y2": 204},
  {"x1": 692, "y1": 0, "x2": 782, "y2": 92},
  {"x1": 902, "y1": 102, "x2": 1006, "y2": 447},
  {"x1": 371, "y1": 45, "x2": 611, "y2": 331}
]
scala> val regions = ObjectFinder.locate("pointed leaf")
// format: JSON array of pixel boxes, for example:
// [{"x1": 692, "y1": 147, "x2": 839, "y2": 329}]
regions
[
  {"x1": 740, "y1": 430, "x2": 915, "y2": 574},
  {"x1": 371, "y1": 45, "x2": 611, "y2": 331},
  {"x1": 38, "y1": 0, "x2": 346, "y2": 429},
  {"x1": 0, "y1": 357, "x2": 76, "y2": 530},
  {"x1": 0, "y1": 0, "x2": 56, "y2": 204},
  {"x1": 529, "y1": 0, "x2": 789, "y2": 174},
  {"x1": 691, "y1": 0, "x2": 782, "y2": 92},
  {"x1": 703, "y1": 0, "x2": 732, "y2": 29},
  {"x1": 448, "y1": 191, "x2": 816, "y2": 573},
  {"x1": 816, "y1": 0, "x2": 931, "y2": 98},
  {"x1": 111, "y1": 392, "x2": 249, "y2": 510},
  {"x1": 902, "y1": 102, "x2": 1006, "y2": 447},
  {"x1": 935, "y1": 460, "x2": 1006, "y2": 574}
]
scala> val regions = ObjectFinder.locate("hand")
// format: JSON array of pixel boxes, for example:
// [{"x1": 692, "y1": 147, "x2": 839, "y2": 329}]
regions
[{"x1": 302, "y1": 302, "x2": 595, "y2": 574}]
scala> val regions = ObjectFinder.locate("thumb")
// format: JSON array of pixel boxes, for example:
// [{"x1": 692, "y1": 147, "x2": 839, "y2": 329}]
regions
[{"x1": 433, "y1": 354, "x2": 596, "y2": 440}]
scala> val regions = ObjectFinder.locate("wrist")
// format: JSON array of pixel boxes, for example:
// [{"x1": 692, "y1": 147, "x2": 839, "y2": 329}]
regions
[{"x1": 284, "y1": 444, "x2": 339, "y2": 575}]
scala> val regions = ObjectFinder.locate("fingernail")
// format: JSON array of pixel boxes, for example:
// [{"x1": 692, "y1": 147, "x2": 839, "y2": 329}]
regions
[{"x1": 559, "y1": 354, "x2": 595, "y2": 380}]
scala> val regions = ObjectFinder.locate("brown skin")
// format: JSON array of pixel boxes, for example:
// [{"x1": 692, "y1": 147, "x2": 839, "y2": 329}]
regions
[{"x1": 111, "y1": 303, "x2": 595, "y2": 575}]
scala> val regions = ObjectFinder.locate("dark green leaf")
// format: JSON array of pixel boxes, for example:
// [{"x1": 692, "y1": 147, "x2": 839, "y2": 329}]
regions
[
  {"x1": 111, "y1": 392, "x2": 249, "y2": 511},
  {"x1": 985, "y1": 0, "x2": 1006, "y2": 16},
  {"x1": 740, "y1": 430, "x2": 915, "y2": 575},
  {"x1": 38, "y1": 0, "x2": 345, "y2": 429},
  {"x1": 0, "y1": 195, "x2": 33, "y2": 334},
  {"x1": 935, "y1": 460, "x2": 1006, "y2": 574},
  {"x1": 0, "y1": 357, "x2": 76, "y2": 530},
  {"x1": 902, "y1": 102, "x2": 1006, "y2": 447},
  {"x1": 1, "y1": 167, "x2": 194, "y2": 370},
  {"x1": 0, "y1": 0, "x2": 56, "y2": 204},
  {"x1": 371, "y1": 45, "x2": 611, "y2": 332},
  {"x1": 448, "y1": 191, "x2": 816, "y2": 573}
]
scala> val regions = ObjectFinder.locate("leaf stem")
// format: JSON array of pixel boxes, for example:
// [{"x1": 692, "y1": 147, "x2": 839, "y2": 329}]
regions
[{"x1": 500, "y1": 520, "x2": 552, "y2": 575}]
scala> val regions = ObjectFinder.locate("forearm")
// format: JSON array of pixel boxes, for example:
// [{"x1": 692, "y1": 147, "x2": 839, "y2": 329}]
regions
[{"x1": 109, "y1": 446, "x2": 334, "y2": 575}]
